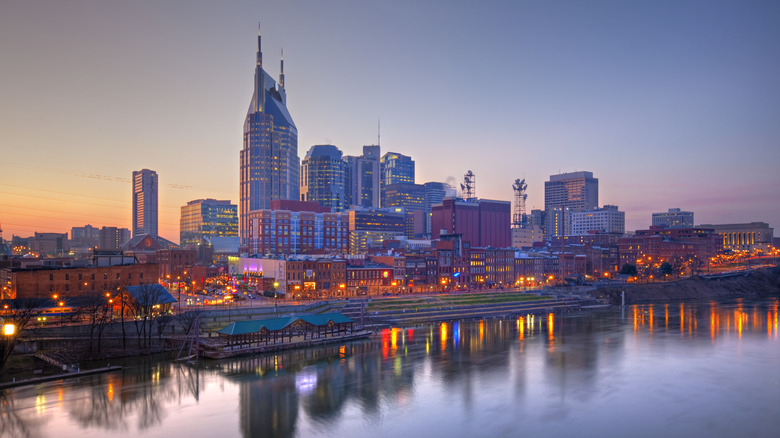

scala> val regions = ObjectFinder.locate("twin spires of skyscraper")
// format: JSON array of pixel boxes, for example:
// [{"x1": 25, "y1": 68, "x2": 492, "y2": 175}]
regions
[
  {"x1": 241, "y1": 24, "x2": 300, "y2": 247},
  {"x1": 253, "y1": 23, "x2": 286, "y2": 113}
]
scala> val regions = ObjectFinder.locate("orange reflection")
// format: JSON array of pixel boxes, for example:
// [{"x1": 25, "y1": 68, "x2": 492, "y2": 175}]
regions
[
  {"x1": 736, "y1": 309, "x2": 744, "y2": 338},
  {"x1": 107, "y1": 382, "x2": 114, "y2": 402},
  {"x1": 440, "y1": 323, "x2": 448, "y2": 351},
  {"x1": 518, "y1": 316, "x2": 525, "y2": 340},
  {"x1": 710, "y1": 304, "x2": 719, "y2": 341},
  {"x1": 633, "y1": 307, "x2": 638, "y2": 332},
  {"x1": 665, "y1": 304, "x2": 669, "y2": 330},
  {"x1": 479, "y1": 320, "x2": 485, "y2": 342},
  {"x1": 680, "y1": 303, "x2": 685, "y2": 334},
  {"x1": 547, "y1": 313, "x2": 554, "y2": 341}
]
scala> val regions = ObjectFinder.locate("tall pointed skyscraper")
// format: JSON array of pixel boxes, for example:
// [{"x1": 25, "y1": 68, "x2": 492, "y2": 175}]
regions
[{"x1": 240, "y1": 26, "x2": 299, "y2": 246}]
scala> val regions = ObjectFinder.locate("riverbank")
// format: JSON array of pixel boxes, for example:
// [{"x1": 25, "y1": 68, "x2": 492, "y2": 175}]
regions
[{"x1": 597, "y1": 266, "x2": 780, "y2": 304}]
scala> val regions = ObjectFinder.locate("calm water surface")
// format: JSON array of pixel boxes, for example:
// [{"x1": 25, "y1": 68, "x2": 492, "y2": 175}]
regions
[{"x1": 2, "y1": 298, "x2": 779, "y2": 438}]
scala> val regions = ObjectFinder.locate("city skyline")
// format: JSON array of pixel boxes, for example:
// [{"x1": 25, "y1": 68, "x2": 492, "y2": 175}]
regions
[{"x1": 1, "y1": 0, "x2": 778, "y2": 240}]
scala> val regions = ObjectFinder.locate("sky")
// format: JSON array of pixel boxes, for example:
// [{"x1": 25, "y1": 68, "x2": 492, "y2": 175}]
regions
[{"x1": 1, "y1": 0, "x2": 779, "y2": 242}]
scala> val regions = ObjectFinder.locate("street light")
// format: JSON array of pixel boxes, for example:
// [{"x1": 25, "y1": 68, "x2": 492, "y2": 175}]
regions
[
  {"x1": 58, "y1": 301, "x2": 65, "y2": 326},
  {"x1": 273, "y1": 282, "x2": 279, "y2": 315},
  {"x1": 3, "y1": 323, "x2": 15, "y2": 336}
]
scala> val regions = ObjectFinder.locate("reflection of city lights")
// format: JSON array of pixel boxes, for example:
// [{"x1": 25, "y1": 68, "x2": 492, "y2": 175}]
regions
[
  {"x1": 517, "y1": 317, "x2": 524, "y2": 340},
  {"x1": 107, "y1": 383, "x2": 114, "y2": 402},
  {"x1": 479, "y1": 320, "x2": 484, "y2": 342},
  {"x1": 35, "y1": 395, "x2": 46, "y2": 414},
  {"x1": 440, "y1": 323, "x2": 448, "y2": 351},
  {"x1": 665, "y1": 304, "x2": 669, "y2": 329},
  {"x1": 453, "y1": 322, "x2": 460, "y2": 348},
  {"x1": 295, "y1": 369, "x2": 318, "y2": 395},
  {"x1": 547, "y1": 313, "x2": 554, "y2": 341}
]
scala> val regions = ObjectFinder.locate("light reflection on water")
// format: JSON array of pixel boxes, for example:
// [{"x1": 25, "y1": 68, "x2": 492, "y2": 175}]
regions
[{"x1": 1, "y1": 298, "x2": 779, "y2": 438}]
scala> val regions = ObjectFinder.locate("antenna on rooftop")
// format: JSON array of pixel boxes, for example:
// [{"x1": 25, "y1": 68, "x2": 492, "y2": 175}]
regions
[
  {"x1": 512, "y1": 178, "x2": 528, "y2": 228},
  {"x1": 463, "y1": 170, "x2": 476, "y2": 202}
]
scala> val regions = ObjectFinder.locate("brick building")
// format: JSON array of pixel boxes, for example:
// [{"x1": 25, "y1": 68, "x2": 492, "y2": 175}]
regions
[{"x1": 4, "y1": 263, "x2": 159, "y2": 299}]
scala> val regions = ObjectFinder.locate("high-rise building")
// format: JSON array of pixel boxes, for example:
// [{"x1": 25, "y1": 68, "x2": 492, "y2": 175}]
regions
[
  {"x1": 240, "y1": 27, "x2": 299, "y2": 246},
  {"x1": 544, "y1": 171, "x2": 598, "y2": 239},
  {"x1": 70, "y1": 225, "x2": 100, "y2": 250},
  {"x1": 380, "y1": 152, "x2": 414, "y2": 206},
  {"x1": 132, "y1": 169, "x2": 158, "y2": 238},
  {"x1": 300, "y1": 145, "x2": 347, "y2": 212},
  {"x1": 544, "y1": 171, "x2": 598, "y2": 211},
  {"x1": 571, "y1": 205, "x2": 625, "y2": 235},
  {"x1": 383, "y1": 183, "x2": 426, "y2": 212},
  {"x1": 345, "y1": 145, "x2": 381, "y2": 208},
  {"x1": 99, "y1": 227, "x2": 131, "y2": 251},
  {"x1": 180, "y1": 199, "x2": 239, "y2": 248},
  {"x1": 652, "y1": 208, "x2": 694, "y2": 229}
]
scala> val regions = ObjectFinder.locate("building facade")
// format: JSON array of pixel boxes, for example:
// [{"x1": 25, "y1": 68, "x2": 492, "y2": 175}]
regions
[
  {"x1": 300, "y1": 144, "x2": 347, "y2": 212},
  {"x1": 431, "y1": 198, "x2": 511, "y2": 248},
  {"x1": 132, "y1": 169, "x2": 158, "y2": 238},
  {"x1": 99, "y1": 227, "x2": 131, "y2": 251},
  {"x1": 5, "y1": 263, "x2": 159, "y2": 299},
  {"x1": 544, "y1": 171, "x2": 599, "y2": 211},
  {"x1": 697, "y1": 222, "x2": 774, "y2": 252},
  {"x1": 383, "y1": 183, "x2": 426, "y2": 212},
  {"x1": 244, "y1": 208, "x2": 349, "y2": 257},
  {"x1": 571, "y1": 205, "x2": 625, "y2": 235},
  {"x1": 345, "y1": 145, "x2": 381, "y2": 208},
  {"x1": 380, "y1": 152, "x2": 415, "y2": 207},
  {"x1": 652, "y1": 208, "x2": 694, "y2": 229},
  {"x1": 180, "y1": 199, "x2": 238, "y2": 248},
  {"x1": 240, "y1": 29, "x2": 299, "y2": 246}
]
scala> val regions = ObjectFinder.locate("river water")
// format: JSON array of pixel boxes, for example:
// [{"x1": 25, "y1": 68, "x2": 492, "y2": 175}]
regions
[{"x1": 2, "y1": 298, "x2": 779, "y2": 438}]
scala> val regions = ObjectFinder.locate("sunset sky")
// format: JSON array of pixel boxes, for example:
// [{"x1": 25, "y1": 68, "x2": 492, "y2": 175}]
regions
[{"x1": 1, "y1": 0, "x2": 778, "y2": 242}]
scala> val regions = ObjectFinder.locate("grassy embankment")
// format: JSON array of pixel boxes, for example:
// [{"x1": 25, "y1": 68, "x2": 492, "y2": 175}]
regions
[{"x1": 365, "y1": 291, "x2": 551, "y2": 313}]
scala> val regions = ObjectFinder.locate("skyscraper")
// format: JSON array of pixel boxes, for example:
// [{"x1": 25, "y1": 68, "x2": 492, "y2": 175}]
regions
[
  {"x1": 132, "y1": 169, "x2": 158, "y2": 238},
  {"x1": 544, "y1": 171, "x2": 599, "y2": 211},
  {"x1": 240, "y1": 26, "x2": 299, "y2": 246},
  {"x1": 300, "y1": 145, "x2": 347, "y2": 212},
  {"x1": 380, "y1": 152, "x2": 415, "y2": 207},
  {"x1": 544, "y1": 171, "x2": 598, "y2": 238},
  {"x1": 345, "y1": 145, "x2": 380, "y2": 208}
]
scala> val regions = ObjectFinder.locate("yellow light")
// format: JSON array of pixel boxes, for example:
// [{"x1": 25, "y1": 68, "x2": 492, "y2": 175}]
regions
[{"x1": 3, "y1": 323, "x2": 15, "y2": 336}]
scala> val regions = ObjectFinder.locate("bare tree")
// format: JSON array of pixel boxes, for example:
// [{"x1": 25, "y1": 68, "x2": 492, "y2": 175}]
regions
[
  {"x1": 79, "y1": 291, "x2": 113, "y2": 357},
  {"x1": 176, "y1": 310, "x2": 202, "y2": 335},
  {"x1": 126, "y1": 284, "x2": 165, "y2": 354}
]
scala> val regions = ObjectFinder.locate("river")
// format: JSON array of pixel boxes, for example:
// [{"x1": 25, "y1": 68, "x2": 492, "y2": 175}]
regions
[{"x1": 1, "y1": 298, "x2": 778, "y2": 438}]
